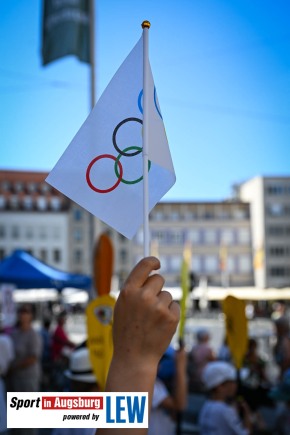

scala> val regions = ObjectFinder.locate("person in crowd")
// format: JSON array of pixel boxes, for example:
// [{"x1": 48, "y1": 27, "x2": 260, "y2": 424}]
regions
[
  {"x1": 188, "y1": 327, "x2": 216, "y2": 392},
  {"x1": 241, "y1": 338, "x2": 272, "y2": 411},
  {"x1": 148, "y1": 346, "x2": 187, "y2": 435},
  {"x1": 269, "y1": 367, "x2": 290, "y2": 434},
  {"x1": 39, "y1": 316, "x2": 53, "y2": 391},
  {"x1": 52, "y1": 347, "x2": 99, "y2": 435},
  {"x1": 52, "y1": 311, "x2": 75, "y2": 361},
  {"x1": 51, "y1": 311, "x2": 75, "y2": 390},
  {"x1": 198, "y1": 361, "x2": 252, "y2": 435},
  {"x1": 243, "y1": 338, "x2": 268, "y2": 388},
  {"x1": 7, "y1": 303, "x2": 42, "y2": 435},
  {"x1": 217, "y1": 336, "x2": 232, "y2": 363},
  {"x1": 98, "y1": 256, "x2": 180, "y2": 435},
  {"x1": 273, "y1": 316, "x2": 290, "y2": 380},
  {"x1": 0, "y1": 319, "x2": 14, "y2": 434}
]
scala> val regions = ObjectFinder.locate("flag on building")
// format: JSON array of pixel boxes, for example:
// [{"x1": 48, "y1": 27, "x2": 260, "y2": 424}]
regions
[
  {"x1": 46, "y1": 34, "x2": 176, "y2": 239},
  {"x1": 42, "y1": 0, "x2": 90, "y2": 66},
  {"x1": 253, "y1": 246, "x2": 264, "y2": 270},
  {"x1": 219, "y1": 242, "x2": 228, "y2": 272}
]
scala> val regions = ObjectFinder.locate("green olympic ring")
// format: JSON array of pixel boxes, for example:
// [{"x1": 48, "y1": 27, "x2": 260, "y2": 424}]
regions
[{"x1": 114, "y1": 146, "x2": 151, "y2": 185}]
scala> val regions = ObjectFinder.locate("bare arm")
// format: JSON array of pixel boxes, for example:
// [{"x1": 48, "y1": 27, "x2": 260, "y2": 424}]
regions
[{"x1": 98, "y1": 256, "x2": 180, "y2": 435}]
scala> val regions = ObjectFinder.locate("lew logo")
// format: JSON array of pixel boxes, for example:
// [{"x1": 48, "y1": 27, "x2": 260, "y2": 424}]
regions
[{"x1": 106, "y1": 395, "x2": 147, "y2": 425}]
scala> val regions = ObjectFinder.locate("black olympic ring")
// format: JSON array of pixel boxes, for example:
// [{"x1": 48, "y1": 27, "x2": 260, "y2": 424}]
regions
[{"x1": 112, "y1": 117, "x2": 143, "y2": 157}]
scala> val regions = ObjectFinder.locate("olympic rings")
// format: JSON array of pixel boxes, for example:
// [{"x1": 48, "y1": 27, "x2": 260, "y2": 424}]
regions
[
  {"x1": 114, "y1": 146, "x2": 151, "y2": 184},
  {"x1": 86, "y1": 91, "x2": 160, "y2": 194},
  {"x1": 112, "y1": 118, "x2": 143, "y2": 156},
  {"x1": 138, "y1": 87, "x2": 163, "y2": 119},
  {"x1": 86, "y1": 154, "x2": 123, "y2": 193}
]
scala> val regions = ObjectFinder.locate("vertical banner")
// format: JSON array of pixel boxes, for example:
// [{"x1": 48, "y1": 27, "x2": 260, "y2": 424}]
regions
[
  {"x1": 223, "y1": 295, "x2": 248, "y2": 369},
  {"x1": 86, "y1": 295, "x2": 115, "y2": 392},
  {"x1": 86, "y1": 233, "x2": 115, "y2": 391},
  {"x1": 42, "y1": 0, "x2": 91, "y2": 65},
  {"x1": 178, "y1": 243, "x2": 191, "y2": 342}
]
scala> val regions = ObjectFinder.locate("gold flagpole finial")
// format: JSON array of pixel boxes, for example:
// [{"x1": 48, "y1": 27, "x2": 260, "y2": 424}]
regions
[{"x1": 142, "y1": 20, "x2": 151, "y2": 29}]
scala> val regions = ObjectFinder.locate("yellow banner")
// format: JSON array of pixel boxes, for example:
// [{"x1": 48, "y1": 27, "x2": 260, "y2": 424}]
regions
[
  {"x1": 223, "y1": 295, "x2": 248, "y2": 369},
  {"x1": 86, "y1": 294, "x2": 116, "y2": 391}
]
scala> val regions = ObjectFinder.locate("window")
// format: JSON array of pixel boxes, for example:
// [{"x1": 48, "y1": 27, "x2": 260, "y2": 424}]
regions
[
  {"x1": 23, "y1": 196, "x2": 33, "y2": 210},
  {"x1": 267, "y1": 203, "x2": 283, "y2": 217},
  {"x1": 239, "y1": 255, "x2": 251, "y2": 273},
  {"x1": 204, "y1": 255, "x2": 218, "y2": 273},
  {"x1": 74, "y1": 228, "x2": 83, "y2": 241},
  {"x1": 25, "y1": 227, "x2": 33, "y2": 239},
  {"x1": 39, "y1": 227, "x2": 47, "y2": 239},
  {"x1": 204, "y1": 229, "x2": 216, "y2": 244},
  {"x1": 73, "y1": 209, "x2": 83, "y2": 221},
  {"x1": 227, "y1": 255, "x2": 235, "y2": 273},
  {"x1": 74, "y1": 249, "x2": 83, "y2": 264},
  {"x1": 154, "y1": 231, "x2": 167, "y2": 244},
  {"x1": 221, "y1": 229, "x2": 234, "y2": 245},
  {"x1": 188, "y1": 229, "x2": 200, "y2": 243},
  {"x1": 36, "y1": 196, "x2": 47, "y2": 210},
  {"x1": 27, "y1": 182, "x2": 37, "y2": 193},
  {"x1": 119, "y1": 249, "x2": 128, "y2": 265},
  {"x1": 53, "y1": 249, "x2": 61, "y2": 263},
  {"x1": 268, "y1": 226, "x2": 284, "y2": 236},
  {"x1": 14, "y1": 182, "x2": 23, "y2": 193},
  {"x1": 40, "y1": 183, "x2": 50, "y2": 194},
  {"x1": 52, "y1": 227, "x2": 61, "y2": 239},
  {"x1": 184, "y1": 211, "x2": 196, "y2": 221},
  {"x1": 153, "y1": 211, "x2": 164, "y2": 221},
  {"x1": 191, "y1": 256, "x2": 201, "y2": 273},
  {"x1": 11, "y1": 226, "x2": 20, "y2": 239},
  {"x1": 0, "y1": 225, "x2": 5, "y2": 238},
  {"x1": 269, "y1": 246, "x2": 290, "y2": 257},
  {"x1": 170, "y1": 255, "x2": 182, "y2": 272},
  {"x1": 170, "y1": 211, "x2": 179, "y2": 221},
  {"x1": 40, "y1": 249, "x2": 47, "y2": 262},
  {"x1": 238, "y1": 228, "x2": 250, "y2": 244},
  {"x1": 51, "y1": 197, "x2": 61, "y2": 211},
  {"x1": 233, "y1": 208, "x2": 247, "y2": 219},
  {"x1": 0, "y1": 195, "x2": 6, "y2": 209},
  {"x1": 269, "y1": 267, "x2": 287, "y2": 277},
  {"x1": 170, "y1": 230, "x2": 183, "y2": 244},
  {"x1": 10, "y1": 195, "x2": 19, "y2": 209}
]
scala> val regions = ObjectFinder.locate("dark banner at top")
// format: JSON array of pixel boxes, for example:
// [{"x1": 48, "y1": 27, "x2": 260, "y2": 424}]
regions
[{"x1": 42, "y1": 0, "x2": 91, "y2": 66}]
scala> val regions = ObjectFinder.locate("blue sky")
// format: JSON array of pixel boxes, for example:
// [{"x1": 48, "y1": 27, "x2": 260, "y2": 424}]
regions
[{"x1": 1, "y1": 0, "x2": 290, "y2": 201}]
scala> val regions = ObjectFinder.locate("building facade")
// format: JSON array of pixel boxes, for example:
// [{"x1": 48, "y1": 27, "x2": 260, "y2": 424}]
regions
[
  {"x1": 1, "y1": 170, "x2": 289, "y2": 290},
  {"x1": 132, "y1": 201, "x2": 253, "y2": 287},
  {"x1": 238, "y1": 176, "x2": 290, "y2": 288},
  {"x1": 0, "y1": 171, "x2": 92, "y2": 275}
]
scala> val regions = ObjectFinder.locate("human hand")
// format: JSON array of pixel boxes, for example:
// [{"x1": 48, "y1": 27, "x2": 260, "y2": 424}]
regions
[{"x1": 112, "y1": 256, "x2": 180, "y2": 379}]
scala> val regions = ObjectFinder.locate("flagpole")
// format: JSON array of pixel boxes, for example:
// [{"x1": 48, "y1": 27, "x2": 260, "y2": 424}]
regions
[
  {"x1": 142, "y1": 20, "x2": 151, "y2": 258},
  {"x1": 90, "y1": 0, "x2": 96, "y2": 109},
  {"x1": 89, "y1": 0, "x2": 96, "y2": 280}
]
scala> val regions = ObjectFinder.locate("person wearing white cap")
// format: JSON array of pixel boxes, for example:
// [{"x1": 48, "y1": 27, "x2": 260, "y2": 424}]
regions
[{"x1": 198, "y1": 361, "x2": 252, "y2": 435}]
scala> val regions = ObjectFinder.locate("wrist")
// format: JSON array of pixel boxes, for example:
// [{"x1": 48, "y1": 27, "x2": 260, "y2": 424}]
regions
[{"x1": 106, "y1": 354, "x2": 157, "y2": 393}]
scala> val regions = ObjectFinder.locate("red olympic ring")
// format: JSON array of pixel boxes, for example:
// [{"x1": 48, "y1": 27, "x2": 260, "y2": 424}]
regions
[{"x1": 86, "y1": 154, "x2": 123, "y2": 193}]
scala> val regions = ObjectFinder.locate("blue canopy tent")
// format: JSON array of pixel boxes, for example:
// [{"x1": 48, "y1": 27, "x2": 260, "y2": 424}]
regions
[{"x1": 0, "y1": 250, "x2": 91, "y2": 291}]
